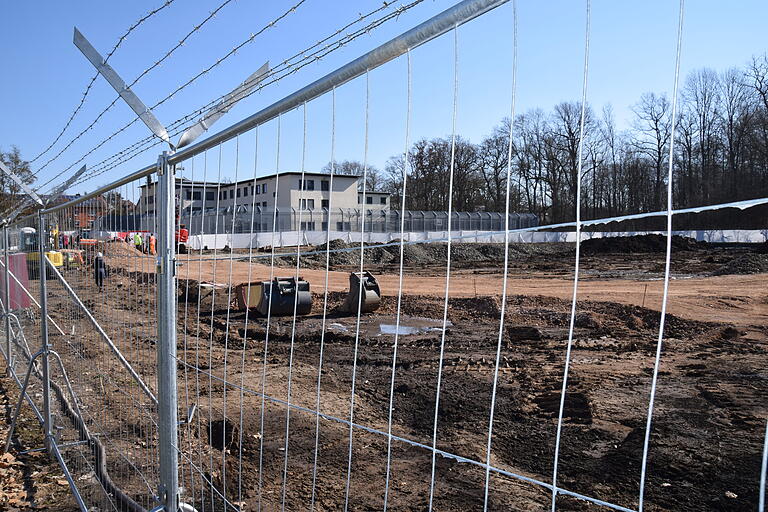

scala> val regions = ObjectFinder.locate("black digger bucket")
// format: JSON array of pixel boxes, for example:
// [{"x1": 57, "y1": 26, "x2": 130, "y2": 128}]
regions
[
  {"x1": 235, "y1": 277, "x2": 312, "y2": 316},
  {"x1": 342, "y1": 271, "x2": 381, "y2": 314}
]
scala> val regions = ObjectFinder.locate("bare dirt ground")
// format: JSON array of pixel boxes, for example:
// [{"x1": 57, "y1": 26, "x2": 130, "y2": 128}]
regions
[
  {"x1": 165, "y1": 237, "x2": 768, "y2": 326},
  {"x1": 0, "y1": 372, "x2": 80, "y2": 511},
  {"x1": 3, "y1": 236, "x2": 766, "y2": 511}
]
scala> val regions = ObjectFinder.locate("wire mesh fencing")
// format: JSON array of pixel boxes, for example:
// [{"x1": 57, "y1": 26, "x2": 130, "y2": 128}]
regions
[
  {"x1": 0, "y1": 174, "x2": 167, "y2": 511},
  {"x1": 40, "y1": 179, "x2": 163, "y2": 511},
  {"x1": 3, "y1": 0, "x2": 768, "y2": 511},
  {"x1": 93, "y1": 208, "x2": 539, "y2": 251},
  {"x1": 1, "y1": 215, "x2": 47, "y2": 443}
]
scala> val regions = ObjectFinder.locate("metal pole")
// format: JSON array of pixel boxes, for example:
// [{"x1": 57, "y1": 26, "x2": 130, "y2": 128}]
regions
[
  {"x1": 4, "y1": 225, "x2": 11, "y2": 371},
  {"x1": 37, "y1": 211, "x2": 53, "y2": 448},
  {"x1": 156, "y1": 152, "x2": 180, "y2": 511},
  {"x1": 4, "y1": 349, "x2": 44, "y2": 452}
]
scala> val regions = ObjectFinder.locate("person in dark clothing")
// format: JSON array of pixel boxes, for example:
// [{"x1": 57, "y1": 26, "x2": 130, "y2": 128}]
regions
[{"x1": 94, "y1": 252, "x2": 107, "y2": 291}]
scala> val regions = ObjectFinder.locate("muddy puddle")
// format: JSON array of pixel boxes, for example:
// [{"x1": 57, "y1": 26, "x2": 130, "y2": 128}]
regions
[{"x1": 327, "y1": 315, "x2": 451, "y2": 337}]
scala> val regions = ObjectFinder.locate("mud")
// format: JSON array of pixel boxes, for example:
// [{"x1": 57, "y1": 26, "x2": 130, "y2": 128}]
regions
[
  {"x1": 17, "y1": 235, "x2": 768, "y2": 511},
  {"x1": 170, "y1": 287, "x2": 767, "y2": 511}
]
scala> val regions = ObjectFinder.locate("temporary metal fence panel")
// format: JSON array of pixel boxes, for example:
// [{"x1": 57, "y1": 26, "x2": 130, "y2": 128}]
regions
[
  {"x1": 41, "y1": 175, "x2": 163, "y2": 512},
  {"x1": 1, "y1": 213, "x2": 91, "y2": 510},
  {"x1": 176, "y1": 208, "x2": 538, "y2": 236},
  {"x1": 1, "y1": 216, "x2": 47, "y2": 434},
  {"x1": 169, "y1": 209, "x2": 539, "y2": 250},
  {"x1": 5, "y1": 0, "x2": 768, "y2": 511}
]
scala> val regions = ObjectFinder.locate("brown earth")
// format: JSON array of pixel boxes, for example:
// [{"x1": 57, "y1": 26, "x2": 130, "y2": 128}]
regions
[{"x1": 3, "y1": 237, "x2": 766, "y2": 511}]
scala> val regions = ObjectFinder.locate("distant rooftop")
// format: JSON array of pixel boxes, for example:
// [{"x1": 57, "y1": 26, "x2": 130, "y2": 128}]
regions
[{"x1": 141, "y1": 170, "x2": 360, "y2": 188}]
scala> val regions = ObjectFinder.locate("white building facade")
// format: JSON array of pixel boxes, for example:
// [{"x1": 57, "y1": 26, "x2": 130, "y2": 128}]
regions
[{"x1": 139, "y1": 171, "x2": 390, "y2": 214}]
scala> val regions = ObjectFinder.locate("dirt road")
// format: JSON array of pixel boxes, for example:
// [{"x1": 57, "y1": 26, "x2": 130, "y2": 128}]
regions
[{"x1": 167, "y1": 254, "x2": 768, "y2": 327}]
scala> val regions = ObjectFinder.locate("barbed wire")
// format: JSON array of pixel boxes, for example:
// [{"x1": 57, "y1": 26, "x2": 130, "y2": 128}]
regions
[
  {"x1": 40, "y1": 0, "x2": 423, "y2": 194},
  {"x1": 38, "y1": 0, "x2": 395, "y2": 191},
  {"x1": 33, "y1": 0, "x2": 244, "y2": 176},
  {"x1": 28, "y1": 0, "x2": 180, "y2": 165},
  {"x1": 60, "y1": 0, "x2": 402, "y2": 185},
  {"x1": 71, "y1": 0, "x2": 419, "y2": 187}
]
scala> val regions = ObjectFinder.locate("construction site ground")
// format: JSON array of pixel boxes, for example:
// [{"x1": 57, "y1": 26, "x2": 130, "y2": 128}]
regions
[{"x1": 4, "y1": 235, "x2": 767, "y2": 511}]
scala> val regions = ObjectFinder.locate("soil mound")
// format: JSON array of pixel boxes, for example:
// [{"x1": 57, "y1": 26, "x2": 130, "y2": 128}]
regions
[
  {"x1": 276, "y1": 241, "x2": 570, "y2": 269},
  {"x1": 106, "y1": 241, "x2": 145, "y2": 257},
  {"x1": 713, "y1": 253, "x2": 768, "y2": 275},
  {"x1": 581, "y1": 234, "x2": 705, "y2": 254}
]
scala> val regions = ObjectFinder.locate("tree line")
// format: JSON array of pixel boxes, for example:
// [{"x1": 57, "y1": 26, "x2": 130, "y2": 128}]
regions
[
  {"x1": 358, "y1": 56, "x2": 768, "y2": 227},
  {"x1": 5, "y1": 56, "x2": 768, "y2": 229}
]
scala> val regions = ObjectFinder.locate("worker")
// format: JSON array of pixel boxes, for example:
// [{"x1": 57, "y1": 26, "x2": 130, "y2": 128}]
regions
[
  {"x1": 149, "y1": 234, "x2": 157, "y2": 255},
  {"x1": 94, "y1": 252, "x2": 107, "y2": 291},
  {"x1": 133, "y1": 232, "x2": 143, "y2": 253}
]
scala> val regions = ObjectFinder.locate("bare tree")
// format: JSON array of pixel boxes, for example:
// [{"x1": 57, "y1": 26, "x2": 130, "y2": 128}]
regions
[
  {"x1": 719, "y1": 67, "x2": 751, "y2": 197},
  {"x1": 682, "y1": 68, "x2": 722, "y2": 204},
  {"x1": 322, "y1": 160, "x2": 382, "y2": 191},
  {"x1": 375, "y1": 59, "x2": 768, "y2": 226},
  {"x1": 630, "y1": 92, "x2": 672, "y2": 210},
  {"x1": 0, "y1": 146, "x2": 35, "y2": 214},
  {"x1": 478, "y1": 118, "x2": 519, "y2": 212}
]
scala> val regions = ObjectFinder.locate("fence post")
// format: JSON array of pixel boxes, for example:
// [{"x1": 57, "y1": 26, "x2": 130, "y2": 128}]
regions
[
  {"x1": 37, "y1": 211, "x2": 53, "y2": 447},
  {"x1": 4, "y1": 224, "x2": 11, "y2": 371},
  {"x1": 156, "y1": 152, "x2": 180, "y2": 511}
]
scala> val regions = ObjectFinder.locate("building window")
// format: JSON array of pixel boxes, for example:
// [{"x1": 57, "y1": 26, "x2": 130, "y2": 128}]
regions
[
  {"x1": 148, "y1": 196, "x2": 154, "y2": 204},
  {"x1": 262, "y1": 183, "x2": 267, "y2": 194},
  {"x1": 206, "y1": 191, "x2": 214, "y2": 201},
  {"x1": 357, "y1": 195, "x2": 362, "y2": 204},
  {"x1": 300, "y1": 221, "x2": 316, "y2": 231},
  {"x1": 262, "y1": 201, "x2": 267, "y2": 207},
  {"x1": 321, "y1": 199, "x2": 329, "y2": 208},
  {"x1": 299, "y1": 179, "x2": 315, "y2": 191},
  {"x1": 300, "y1": 199, "x2": 315, "y2": 210},
  {"x1": 185, "y1": 190, "x2": 192, "y2": 200},
  {"x1": 237, "y1": 188, "x2": 241, "y2": 198},
  {"x1": 321, "y1": 180, "x2": 329, "y2": 191},
  {"x1": 255, "y1": 184, "x2": 260, "y2": 194},
  {"x1": 229, "y1": 190, "x2": 234, "y2": 199},
  {"x1": 193, "y1": 191, "x2": 201, "y2": 200},
  {"x1": 250, "y1": 185, "x2": 254, "y2": 195},
  {"x1": 366, "y1": 196, "x2": 373, "y2": 204},
  {"x1": 380, "y1": 196, "x2": 387, "y2": 205},
  {"x1": 336, "y1": 222, "x2": 351, "y2": 231}
]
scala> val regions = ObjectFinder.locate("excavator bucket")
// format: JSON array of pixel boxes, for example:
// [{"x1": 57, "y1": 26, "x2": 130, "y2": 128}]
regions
[
  {"x1": 236, "y1": 277, "x2": 312, "y2": 316},
  {"x1": 343, "y1": 271, "x2": 381, "y2": 314},
  {"x1": 235, "y1": 281, "x2": 264, "y2": 311}
]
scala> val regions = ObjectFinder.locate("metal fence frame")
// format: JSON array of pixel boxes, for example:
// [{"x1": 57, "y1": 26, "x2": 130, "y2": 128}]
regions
[
  {"x1": 4, "y1": 0, "x2": 767, "y2": 510},
  {"x1": 95, "y1": 208, "x2": 539, "y2": 236},
  {"x1": 3, "y1": 2, "x2": 522, "y2": 511}
]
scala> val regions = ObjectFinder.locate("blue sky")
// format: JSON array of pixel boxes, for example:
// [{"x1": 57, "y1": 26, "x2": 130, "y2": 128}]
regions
[{"x1": 1, "y1": 0, "x2": 766, "y2": 198}]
